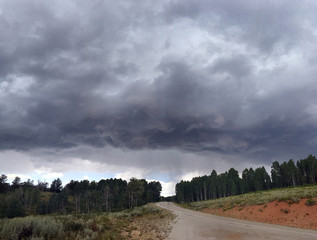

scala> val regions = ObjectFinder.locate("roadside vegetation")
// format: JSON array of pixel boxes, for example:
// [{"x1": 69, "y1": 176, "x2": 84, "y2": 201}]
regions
[
  {"x1": 0, "y1": 204, "x2": 174, "y2": 240},
  {"x1": 176, "y1": 154, "x2": 317, "y2": 204},
  {"x1": 0, "y1": 175, "x2": 162, "y2": 219},
  {"x1": 181, "y1": 185, "x2": 317, "y2": 211}
]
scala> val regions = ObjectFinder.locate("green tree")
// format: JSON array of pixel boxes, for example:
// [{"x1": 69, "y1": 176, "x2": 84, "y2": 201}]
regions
[
  {"x1": 36, "y1": 180, "x2": 48, "y2": 191},
  {"x1": 11, "y1": 176, "x2": 21, "y2": 190},
  {"x1": 147, "y1": 181, "x2": 162, "y2": 202},
  {"x1": 50, "y1": 178, "x2": 63, "y2": 193},
  {"x1": 0, "y1": 174, "x2": 9, "y2": 193},
  {"x1": 306, "y1": 155, "x2": 317, "y2": 184},
  {"x1": 127, "y1": 178, "x2": 145, "y2": 208},
  {"x1": 288, "y1": 159, "x2": 299, "y2": 187},
  {"x1": 271, "y1": 161, "x2": 281, "y2": 188},
  {"x1": 227, "y1": 168, "x2": 240, "y2": 196},
  {"x1": 217, "y1": 172, "x2": 228, "y2": 198},
  {"x1": 254, "y1": 167, "x2": 270, "y2": 191},
  {"x1": 209, "y1": 170, "x2": 218, "y2": 199}
]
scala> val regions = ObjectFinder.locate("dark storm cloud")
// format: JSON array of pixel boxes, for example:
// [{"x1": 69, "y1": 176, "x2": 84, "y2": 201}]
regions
[
  {"x1": 163, "y1": 0, "x2": 312, "y2": 53},
  {"x1": 211, "y1": 55, "x2": 252, "y2": 78},
  {"x1": 1, "y1": 0, "x2": 317, "y2": 167}
]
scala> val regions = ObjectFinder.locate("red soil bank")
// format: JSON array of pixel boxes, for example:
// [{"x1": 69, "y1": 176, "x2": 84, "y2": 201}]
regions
[{"x1": 202, "y1": 198, "x2": 317, "y2": 230}]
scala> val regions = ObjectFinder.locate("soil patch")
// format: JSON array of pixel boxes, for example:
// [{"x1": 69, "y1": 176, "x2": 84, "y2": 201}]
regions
[{"x1": 202, "y1": 198, "x2": 317, "y2": 230}]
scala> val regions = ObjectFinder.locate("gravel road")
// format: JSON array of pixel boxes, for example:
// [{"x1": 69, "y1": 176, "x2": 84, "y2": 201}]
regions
[{"x1": 157, "y1": 202, "x2": 317, "y2": 240}]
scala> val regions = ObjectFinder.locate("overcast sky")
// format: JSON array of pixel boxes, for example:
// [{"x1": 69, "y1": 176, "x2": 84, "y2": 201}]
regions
[{"x1": 1, "y1": 0, "x2": 317, "y2": 196}]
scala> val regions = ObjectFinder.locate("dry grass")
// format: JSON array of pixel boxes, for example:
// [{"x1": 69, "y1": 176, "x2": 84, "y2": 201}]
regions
[
  {"x1": 0, "y1": 204, "x2": 175, "y2": 240},
  {"x1": 181, "y1": 185, "x2": 317, "y2": 211},
  {"x1": 122, "y1": 204, "x2": 175, "y2": 240}
]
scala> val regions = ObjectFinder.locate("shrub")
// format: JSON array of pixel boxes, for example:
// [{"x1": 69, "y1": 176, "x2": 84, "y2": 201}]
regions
[
  {"x1": 109, "y1": 205, "x2": 162, "y2": 219},
  {"x1": 65, "y1": 221, "x2": 84, "y2": 232},
  {"x1": 280, "y1": 208, "x2": 289, "y2": 214},
  {"x1": 305, "y1": 198, "x2": 316, "y2": 206},
  {"x1": 1, "y1": 216, "x2": 64, "y2": 240},
  {"x1": 140, "y1": 205, "x2": 161, "y2": 215}
]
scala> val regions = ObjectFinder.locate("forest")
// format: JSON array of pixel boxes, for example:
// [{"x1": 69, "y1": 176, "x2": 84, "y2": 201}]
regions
[
  {"x1": 176, "y1": 155, "x2": 317, "y2": 203},
  {"x1": 2, "y1": 154, "x2": 317, "y2": 218},
  {"x1": 0, "y1": 176, "x2": 162, "y2": 218}
]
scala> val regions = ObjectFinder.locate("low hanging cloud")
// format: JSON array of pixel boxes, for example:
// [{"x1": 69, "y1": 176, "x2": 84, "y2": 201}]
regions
[{"x1": 1, "y1": 0, "x2": 317, "y2": 191}]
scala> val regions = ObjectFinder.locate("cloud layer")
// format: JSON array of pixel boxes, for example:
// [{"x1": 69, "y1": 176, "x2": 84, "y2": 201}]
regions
[{"x1": 1, "y1": 1, "x2": 317, "y2": 194}]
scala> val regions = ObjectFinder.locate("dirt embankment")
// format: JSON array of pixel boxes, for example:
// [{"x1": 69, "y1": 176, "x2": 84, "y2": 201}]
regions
[{"x1": 202, "y1": 198, "x2": 317, "y2": 230}]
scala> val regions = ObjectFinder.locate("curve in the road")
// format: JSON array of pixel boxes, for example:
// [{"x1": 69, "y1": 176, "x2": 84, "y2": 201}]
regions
[{"x1": 157, "y1": 202, "x2": 317, "y2": 240}]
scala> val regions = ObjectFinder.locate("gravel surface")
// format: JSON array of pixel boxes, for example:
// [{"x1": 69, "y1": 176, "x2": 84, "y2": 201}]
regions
[{"x1": 157, "y1": 202, "x2": 317, "y2": 240}]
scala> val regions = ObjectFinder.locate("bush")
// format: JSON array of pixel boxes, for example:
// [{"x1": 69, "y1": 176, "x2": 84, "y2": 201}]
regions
[
  {"x1": 0, "y1": 204, "x2": 165, "y2": 240},
  {"x1": 65, "y1": 221, "x2": 84, "y2": 232},
  {"x1": 280, "y1": 208, "x2": 289, "y2": 214},
  {"x1": 305, "y1": 198, "x2": 316, "y2": 206},
  {"x1": 109, "y1": 204, "x2": 162, "y2": 219},
  {"x1": 0, "y1": 216, "x2": 64, "y2": 240}
]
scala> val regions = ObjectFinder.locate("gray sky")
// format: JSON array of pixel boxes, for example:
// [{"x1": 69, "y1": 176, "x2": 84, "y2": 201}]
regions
[{"x1": 1, "y1": 0, "x2": 317, "y2": 196}]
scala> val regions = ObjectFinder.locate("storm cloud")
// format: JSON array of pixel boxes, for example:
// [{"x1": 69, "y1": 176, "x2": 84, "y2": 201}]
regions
[{"x1": 1, "y1": 0, "x2": 317, "y2": 194}]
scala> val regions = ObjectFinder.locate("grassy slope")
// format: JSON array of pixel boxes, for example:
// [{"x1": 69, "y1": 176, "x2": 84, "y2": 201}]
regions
[
  {"x1": 181, "y1": 185, "x2": 317, "y2": 211},
  {"x1": 0, "y1": 204, "x2": 175, "y2": 240}
]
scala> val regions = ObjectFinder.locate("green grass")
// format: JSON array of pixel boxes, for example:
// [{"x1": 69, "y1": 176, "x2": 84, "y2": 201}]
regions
[
  {"x1": 181, "y1": 185, "x2": 317, "y2": 211},
  {"x1": 0, "y1": 204, "x2": 166, "y2": 240}
]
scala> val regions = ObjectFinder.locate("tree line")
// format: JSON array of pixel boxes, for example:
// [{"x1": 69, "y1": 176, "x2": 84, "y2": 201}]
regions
[
  {"x1": 0, "y1": 176, "x2": 162, "y2": 218},
  {"x1": 176, "y1": 154, "x2": 317, "y2": 203}
]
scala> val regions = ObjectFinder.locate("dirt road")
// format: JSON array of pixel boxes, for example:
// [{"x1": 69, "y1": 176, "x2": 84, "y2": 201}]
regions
[{"x1": 157, "y1": 202, "x2": 317, "y2": 240}]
